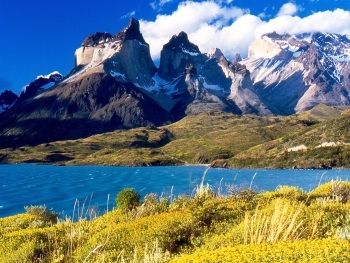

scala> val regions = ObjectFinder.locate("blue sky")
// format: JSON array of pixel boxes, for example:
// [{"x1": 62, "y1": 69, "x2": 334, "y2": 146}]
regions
[{"x1": 1, "y1": 0, "x2": 349, "y2": 94}]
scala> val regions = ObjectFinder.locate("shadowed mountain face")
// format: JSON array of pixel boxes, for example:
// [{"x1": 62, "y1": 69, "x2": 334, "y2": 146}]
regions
[
  {"x1": 0, "y1": 73, "x2": 172, "y2": 148},
  {"x1": 1, "y1": 19, "x2": 350, "y2": 149},
  {"x1": 0, "y1": 90, "x2": 18, "y2": 111}
]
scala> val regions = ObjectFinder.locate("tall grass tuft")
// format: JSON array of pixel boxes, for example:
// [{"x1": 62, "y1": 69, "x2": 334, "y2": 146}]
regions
[
  {"x1": 113, "y1": 240, "x2": 170, "y2": 263},
  {"x1": 194, "y1": 166, "x2": 215, "y2": 199},
  {"x1": 243, "y1": 199, "x2": 307, "y2": 244}
]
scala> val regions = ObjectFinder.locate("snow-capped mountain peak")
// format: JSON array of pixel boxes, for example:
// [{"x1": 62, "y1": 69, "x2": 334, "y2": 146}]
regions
[{"x1": 242, "y1": 31, "x2": 350, "y2": 114}]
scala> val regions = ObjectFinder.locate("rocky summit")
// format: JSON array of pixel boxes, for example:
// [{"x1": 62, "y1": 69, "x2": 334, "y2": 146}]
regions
[{"x1": 1, "y1": 18, "x2": 350, "y2": 148}]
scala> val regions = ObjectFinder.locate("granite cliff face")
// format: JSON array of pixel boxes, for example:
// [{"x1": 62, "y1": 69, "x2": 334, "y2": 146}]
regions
[
  {"x1": 158, "y1": 31, "x2": 203, "y2": 80},
  {"x1": 149, "y1": 32, "x2": 236, "y2": 118},
  {"x1": 1, "y1": 19, "x2": 350, "y2": 148},
  {"x1": 74, "y1": 18, "x2": 156, "y2": 87}
]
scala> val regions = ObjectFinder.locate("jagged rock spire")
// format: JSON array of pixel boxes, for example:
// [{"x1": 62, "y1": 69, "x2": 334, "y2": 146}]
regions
[
  {"x1": 163, "y1": 31, "x2": 200, "y2": 54},
  {"x1": 159, "y1": 31, "x2": 202, "y2": 79},
  {"x1": 207, "y1": 48, "x2": 224, "y2": 60},
  {"x1": 115, "y1": 18, "x2": 147, "y2": 45}
]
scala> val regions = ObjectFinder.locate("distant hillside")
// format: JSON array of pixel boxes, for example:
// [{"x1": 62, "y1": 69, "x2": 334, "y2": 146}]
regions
[
  {"x1": 2, "y1": 104, "x2": 350, "y2": 168},
  {"x1": 230, "y1": 105, "x2": 350, "y2": 169}
]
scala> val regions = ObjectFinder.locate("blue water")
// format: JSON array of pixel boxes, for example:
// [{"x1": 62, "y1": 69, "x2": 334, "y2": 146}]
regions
[{"x1": 1, "y1": 164, "x2": 350, "y2": 219}]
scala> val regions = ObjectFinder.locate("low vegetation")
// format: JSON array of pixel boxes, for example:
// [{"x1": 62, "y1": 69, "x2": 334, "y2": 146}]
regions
[
  {"x1": 2, "y1": 180, "x2": 350, "y2": 262},
  {"x1": 2, "y1": 104, "x2": 344, "y2": 168}
]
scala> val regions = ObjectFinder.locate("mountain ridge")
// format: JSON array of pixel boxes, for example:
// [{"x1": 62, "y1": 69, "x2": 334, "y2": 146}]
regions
[{"x1": 1, "y1": 18, "x2": 350, "y2": 149}]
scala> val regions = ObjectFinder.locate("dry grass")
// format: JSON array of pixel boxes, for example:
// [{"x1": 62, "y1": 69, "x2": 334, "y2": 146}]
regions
[{"x1": 243, "y1": 199, "x2": 313, "y2": 244}]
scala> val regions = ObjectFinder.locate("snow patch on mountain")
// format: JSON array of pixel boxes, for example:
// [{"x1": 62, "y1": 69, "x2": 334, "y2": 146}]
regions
[
  {"x1": 110, "y1": 70, "x2": 126, "y2": 80},
  {"x1": 181, "y1": 48, "x2": 200, "y2": 56},
  {"x1": 36, "y1": 71, "x2": 62, "y2": 81},
  {"x1": 145, "y1": 73, "x2": 180, "y2": 95},
  {"x1": 331, "y1": 54, "x2": 350, "y2": 62},
  {"x1": 202, "y1": 80, "x2": 221, "y2": 91}
]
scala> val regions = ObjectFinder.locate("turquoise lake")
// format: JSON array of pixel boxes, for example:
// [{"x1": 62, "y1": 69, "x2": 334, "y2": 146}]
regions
[{"x1": 1, "y1": 164, "x2": 350, "y2": 218}]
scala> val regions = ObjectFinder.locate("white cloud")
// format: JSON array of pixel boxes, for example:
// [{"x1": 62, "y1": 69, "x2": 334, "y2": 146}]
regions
[
  {"x1": 160, "y1": 0, "x2": 173, "y2": 5},
  {"x1": 139, "y1": 1, "x2": 350, "y2": 61},
  {"x1": 215, "y1": 0, "x2": 234, "y2": 4},
  {"x1": 150, "y1": 0, "x2": 174, "y2": 11},
  {"x1": 121, "y1": 11, "x2": 136, "y2": 19},
  {"x1": 277, "y1": 3, "x2": 299, "y2": 16},
  {"x1": 140, "y1": 1, "x2": 247, "y2": 59}
]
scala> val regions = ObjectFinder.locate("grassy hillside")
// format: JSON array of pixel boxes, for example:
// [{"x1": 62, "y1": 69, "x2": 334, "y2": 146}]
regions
[
  {"x1": 2, "y1": 181, "x2": 350, "y2": 262},
  {"x1": 230, "y1": 109, "x2": 350, "y2": 168},
  {"x1": 1, "y1": 104, "x2": 350, "y2": 168},
  {"x1": 0, "y1": 112, "x2": 310, "y2": 166}
]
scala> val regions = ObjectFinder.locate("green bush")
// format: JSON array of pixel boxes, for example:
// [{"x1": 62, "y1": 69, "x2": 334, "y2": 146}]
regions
[
  {"x1": 258, "y1": 185, "x2": 307, "y2": 203},
  {"x1": 24, "y1": 205, "x2": 58, "y2": 225},
  {"x1": 116, "y1": 188, "x2": 141, "y2": 212},
  {"x1": 130, "y1": 193, "x2": 170, "y2": 218},
  {"x1": 309, "y1": 181, "x2": 350, "y2": 202}
]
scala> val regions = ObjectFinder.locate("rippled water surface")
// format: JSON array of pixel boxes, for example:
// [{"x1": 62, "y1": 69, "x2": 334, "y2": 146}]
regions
[{"x1": 1, "y1": 164, "x2": 350, "y2": 218}]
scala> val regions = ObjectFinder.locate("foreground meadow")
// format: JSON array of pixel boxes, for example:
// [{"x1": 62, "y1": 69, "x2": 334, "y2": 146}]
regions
[{"x1": 2, "y1": 180, "x2": 350, "y2": 262}]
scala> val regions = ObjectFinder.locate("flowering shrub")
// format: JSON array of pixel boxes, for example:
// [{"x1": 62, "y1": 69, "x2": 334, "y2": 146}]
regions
[
  {"x1": 258, "y1": 185, "x2": 307, "y2": 202},
  {"x1": 2, "y1": 182, "x2": 350, "y2": 262},
  {"x1": 73, "y1": 210, "x2": 197, "y2": 262},
  {"x1": 309, "y1": 181, "x2": 350, "y2": 202},
  {"x1": 172, "y1": 238, "x2": 350, "y2": 263},
  {"x1": 129, "y1": 193, "x2": 170, "y2": 219}
]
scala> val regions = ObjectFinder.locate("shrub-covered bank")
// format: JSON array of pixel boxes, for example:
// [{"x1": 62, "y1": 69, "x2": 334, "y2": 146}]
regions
[{"x1": 2, "y1": 181, "x2": 350, "y2": 262}]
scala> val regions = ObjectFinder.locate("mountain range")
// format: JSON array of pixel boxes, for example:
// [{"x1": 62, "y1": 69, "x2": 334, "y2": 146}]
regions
[{"x1": 1, "y1": 18, "x2": 350, "y2": 149}]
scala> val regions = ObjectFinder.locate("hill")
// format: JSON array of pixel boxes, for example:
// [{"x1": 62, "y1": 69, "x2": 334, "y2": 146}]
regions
[
  {"x1": 230, "y1": 105, "x2": 350, "y2": 168},
  {"x1": 2, "y1": 104, "x2": 350, "y2": 168}
]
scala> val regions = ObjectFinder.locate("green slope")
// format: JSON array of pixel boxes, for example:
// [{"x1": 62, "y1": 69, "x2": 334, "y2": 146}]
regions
[
  {"x1": 230, "y1": 106, "x2": 350, "y2": 168},
  {"x1": 1, "y1": 104, "x2": 350, "y2": 168}
]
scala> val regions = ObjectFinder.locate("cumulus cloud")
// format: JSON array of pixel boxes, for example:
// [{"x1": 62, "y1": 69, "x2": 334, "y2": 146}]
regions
[
  {"x1": 140, "y1": 1, "x2": 247, "y2": 59},
  {"x1": 277, "y1": 3, "x2": 299, "y2": 16},
  {"x1": 139, "y1": 1, "x2": 350, "y2": 61}
]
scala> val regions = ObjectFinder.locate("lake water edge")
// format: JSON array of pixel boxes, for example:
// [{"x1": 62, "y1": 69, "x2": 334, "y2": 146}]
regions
[{"x1": 1, "y1": 164, "x2": 350, "y2": 218}]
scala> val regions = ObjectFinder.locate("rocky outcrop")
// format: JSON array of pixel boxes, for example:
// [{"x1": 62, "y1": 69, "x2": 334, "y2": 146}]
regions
[
  {"x1": 232, "y1": 53, "x2": 242, "y2": 63},
  {"x1": 155, "y1": 35, "x2": 237, "y2": 118},
  {"x1": 82, "y1": 32, "x2": 115, "y2": 47},
  {"x1": 17, "y1": 72, "x2": 63, "y2": 103},
  {"x1": 158, "y1": 32, "x2": 203, "y2": 80},
  {"x1": 0, "y1": 90, "x2": 18, "y2": 111},
  {"x1": 115, "y1": 18, "x2": 148, "y2": 45}
]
